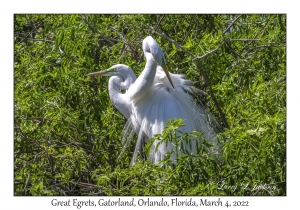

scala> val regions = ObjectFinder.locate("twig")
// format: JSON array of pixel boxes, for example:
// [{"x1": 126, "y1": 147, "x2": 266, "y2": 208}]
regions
[
  {"x1": 154, "y1": 15, "x2": 165, "y2": 31},
  {"x1": 153, "y1": 30, "x2": 195, "y2": 57},
  {"x1": 195, "y1": 59, "x2": 229, "y2": 129},
  {"x1": 94, "y1": 35, "x2": 102, "y2": 65},
  {"x1": 224, "y1": 40, "x2": 239, "y2": 58},
  {"x1": 245, "y1": 44, "x2": 284, "y2": 58},
  {"x1": 23, "y1": 173, "x2": 31, "y2": 192},
  {"x1": 20, "y1": 38, "x2": 54, "y2": 43},
  {"x1": 14, "y1": 121, "x2": 44, "y2": 150},
  {"x1": 137, "y1": 52, "x2": 144, "y2": 65},
  {"x1": 17, "y1": 21, "x2": 46, "y2": 45},
  {"x1": 220, "y1": 15, "x2": 243, "y2": 59},
  {"x1": 191, "y1": 88, "x2": 223, "y2": 132},
  {"x1": 230, "y1": 39, "x2": 262, "y2": 42},
  {"x1": 154, "y1": 29, "x2": 223, "y2": 60},
  {"x1": 53, "y1": 183, "x2": 68, "y2": 195},
  {"x1": 110, "y1": 27, "x2": 139, "y2": 60},
  {"x1": 194, "y1": 18, "x2": 205, "y2": 32},
  {"x1": 118, "y1": 43, "x2": 126, "y2": 64},
  {"x1": 196, "y1": 43, "x2": 224, "y2": 60},
  {"x1": 238, "y1": 18, "x2": 270, "y2": 56},
  {"x1": 110, "y1": 181, "x2": 117, "y2": 188},
  {"x1": 222, "y1": 14, "x2": 243, "y2": 35},
  {"x1": 82, "y1": 15, "x2": 100, "y2": 34},
  {"x1": 81, "y1": 15, "x2": 121, "y2": 48},
  {"x1": 22, "y1": 117, "x2": 99, "y2": 136}
]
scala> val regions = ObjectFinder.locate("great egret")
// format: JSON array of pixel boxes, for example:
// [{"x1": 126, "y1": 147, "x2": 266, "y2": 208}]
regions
[
  {"x1": 87, "y1": 36, "x2": 218, "y2": 164},
  {"x1": 87, "y1": 64, "x2": 136, "y2": 120}
]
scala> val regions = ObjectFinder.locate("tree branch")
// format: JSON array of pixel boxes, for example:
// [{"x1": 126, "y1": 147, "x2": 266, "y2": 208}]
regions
[
  {"x1": 153, "y1": 30, "x2": 195, "y2": 57},
  {"x1": 195, "y1": 59, "x2": 229, "y2": 130},
  {"x1": 154, "y1": 15, "x2": 165, "y2": 31},
  {"x1": 222, "y1": 14, "x2": 243, "y2": 35},
  {"x1": 110, "y1": 27, "x2": 139, "y2": 61},
  {"x1": 196, "y1": 43, "x2": 224, "y2": 60},
  {"x1": 18, "y1": 38, "x2": 54, "y2": 43},
  {"x1": 23, "y1": 117, "x2": 100, "y2": 136},
  {"x1": 238, "y1": 18, "x2": 270, "y2": 56},
  {"x1": 230, "y1": 39, "x2": 262, "y2": 42}
]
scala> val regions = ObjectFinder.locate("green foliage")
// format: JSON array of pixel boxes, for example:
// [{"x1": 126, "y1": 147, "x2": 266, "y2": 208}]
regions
[{"x1": 14, "y1": 14, "x2": 285, "y2": 196}]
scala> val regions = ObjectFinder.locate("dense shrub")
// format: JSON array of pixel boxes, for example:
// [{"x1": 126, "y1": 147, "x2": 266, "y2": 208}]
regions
[{"x1": 14, "y1": 14, "x2": 286, "y2": 195}]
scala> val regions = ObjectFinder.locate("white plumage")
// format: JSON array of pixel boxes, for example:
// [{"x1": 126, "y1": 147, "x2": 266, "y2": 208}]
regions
[{"x1": 87, "y1": 36, "x2": 219, "y2": 165}]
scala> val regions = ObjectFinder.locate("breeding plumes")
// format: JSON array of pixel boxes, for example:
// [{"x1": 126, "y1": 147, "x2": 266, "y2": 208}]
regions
[{"x1": 87, "y1": 36, "x2": 219, "y2": 164}]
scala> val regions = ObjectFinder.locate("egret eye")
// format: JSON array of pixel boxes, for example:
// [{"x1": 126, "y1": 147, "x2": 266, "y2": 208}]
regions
[{"x1": 106, "y1": 68, "x2": 116, "y2": 73}]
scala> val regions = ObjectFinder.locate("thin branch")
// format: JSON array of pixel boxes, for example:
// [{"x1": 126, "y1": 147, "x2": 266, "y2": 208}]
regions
[
  {"x1": 82, "y1": 15, "x2": 100, "y2": 34},
  {"x1": 118, "y1": 43, "x2": 126, "y2": 64},
  {"x1": 21, "y1": 117, "x2": 100, "y2": 136},
  {"x1": 69, "y1": 123, "x2": 99, "y2": 136},
  {"x1": 17, "y1": 21, "x2": 46, "y2": 45},
  {"x1": 230, "y1": 39, "x2": 262, "y2": 42},
  {"x1": 221, "y1": 15, "x2": 243, "y2": 59},
  {"x1": 137, "y1": 51, "x2": 144, "y2": 65},
  {"x1": 224, "y1": 41, "x2": 239, "y2": 58},
  {"x1": 81, "y1": 15, "x2": 121, "y2": 47},
  {"x1": 18, "y1": 38, "x2": 54, "y2": 43},
  {"x1": 152, "y1": 26, "x2": 224, "y2": 61},
  {"x1": 110, "y1": 27, "x2": 139, "y2": 60},
  {"x1": 191, "y1": 88, "x2": 223, "y2": 132},
  {"x1": 110, "y1": 27, "x2": 131, "y2": 47},
  {"x1": 222, "y1": 14, "x2": 243, "y2": 35},
  {"x1": 196, "y1": 43, "x2": 224, "y2": 60},
  {"x1": 94, "y1": 35, "x2": 102, "y2": 65},
  {"x1": 153, "y1": 15, "x2": 165, "y2": 31},
  {"x1": 23, "y1": 173, "x2": 31, "y2": 192},
  {"x1": 238, "y1": 18, "x2": 270, "y2": 56},
  {"x1": 195, "y1": 59, "x2": 229, "y2": 129},
  {"x1": 153, "y1": 30, "x2": 195, "y2": 57},
  {"x1": 14, "y1": 121, "x2": 44, "y2": 150}
]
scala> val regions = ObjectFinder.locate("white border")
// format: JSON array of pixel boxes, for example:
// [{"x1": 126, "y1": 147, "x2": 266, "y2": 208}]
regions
[{"x1": 2, "y1": 1, "x2": 298, "y2": 209}]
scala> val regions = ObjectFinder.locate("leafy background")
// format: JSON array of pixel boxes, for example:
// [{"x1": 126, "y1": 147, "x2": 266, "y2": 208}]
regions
[{"x1": 14, "y1": 14, "x2": 286, "y2": 196}]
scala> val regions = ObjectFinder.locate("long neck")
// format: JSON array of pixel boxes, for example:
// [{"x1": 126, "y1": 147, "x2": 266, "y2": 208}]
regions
[
  {"x1": 108, "y1": 76, "x2": 132, "y2": 119},
  {"x1": 118, "y1": 70, "x2": 136, "y2": 90},
  {"x1": 127, "y1": 53, "x2": 157, "y2": 100}
]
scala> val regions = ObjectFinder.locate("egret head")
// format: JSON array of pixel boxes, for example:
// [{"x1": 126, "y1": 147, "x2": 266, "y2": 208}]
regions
[
  {"x1": 86, "y1": 64, "x2": 136, "y2": 89},
  {"x1": 143, "y1": 36, "x2": 175, "y2": 89},
  {"x1": 86, "y1": 64, "x2": 133, "y2": 77}
]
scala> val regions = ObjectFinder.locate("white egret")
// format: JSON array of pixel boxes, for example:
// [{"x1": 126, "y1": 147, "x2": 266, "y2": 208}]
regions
[
  {"x1": 86, "y1": 64, "x2": 136, "y2": 120},
  {"x1": 87, "y1": 36, "x2": 219, "y2": 164}
]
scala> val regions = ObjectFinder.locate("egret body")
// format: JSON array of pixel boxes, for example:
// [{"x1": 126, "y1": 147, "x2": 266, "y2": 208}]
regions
[{"x1": 87, "y1": 36, "x2": 218, "y2": 164}]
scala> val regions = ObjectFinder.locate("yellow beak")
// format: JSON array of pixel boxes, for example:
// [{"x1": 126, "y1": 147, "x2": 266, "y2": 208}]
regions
[
  {"x1": 86, "y1": 70, "x2": 108, "y2": 77},
  {"x1": 162, "y1": 65, "x2": 175, "y2": 89}
]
